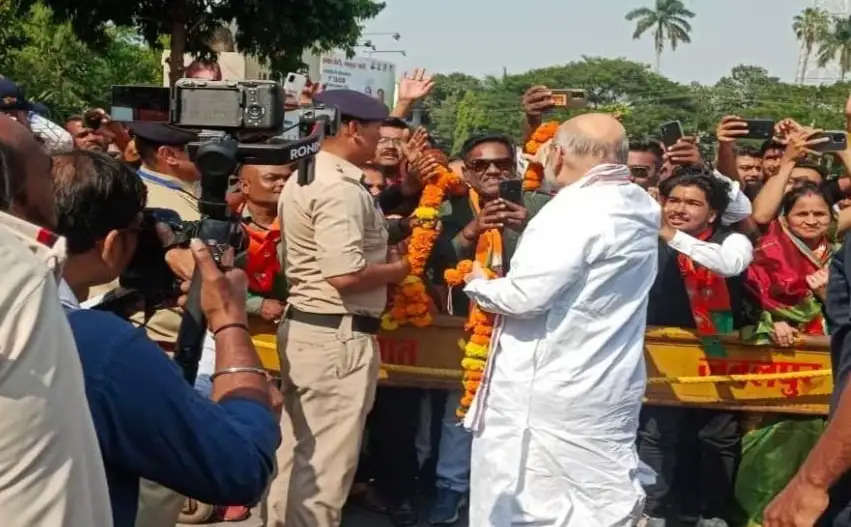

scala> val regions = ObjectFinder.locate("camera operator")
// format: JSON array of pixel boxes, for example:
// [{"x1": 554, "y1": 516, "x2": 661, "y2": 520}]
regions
[
  {"x1": 0, "y1": 115, "x2": 112, "y2": 527},
  {"x1": 125, "y1": 122, "x2": 201, "y2": 343},
  {"x1": 51, "y1": 149, "x2": 280, "y2": 527},
  {"x1": 267, "y1": 89, "x2": 409, "y2": 527},
  {"x1": 121, "y1": 121, "x2": 207, "y2": 526}
]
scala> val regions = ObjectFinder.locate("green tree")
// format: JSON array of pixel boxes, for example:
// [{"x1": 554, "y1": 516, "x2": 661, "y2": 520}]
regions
[
  {"x1": 0, "y1": 1, "x2": 30, "y2": 73},
  {"x1": 625, "y1": 0, "x2": 695, "y2": 73},
  {"x1": 818, "y1": 15, "x2": 851, "y2": 81},
  {"x1": 419, "y1": 73, "x2": 483, "y2": 150},
  {"x1": 793, "y1": 7, "x2": 831, "y2": 84},
  {"x1": 35, "y1": 0, "x2": 385, "y2": 85},
  {"x1": 5, "y1": 3, "x2": 161, "y2": 119}
]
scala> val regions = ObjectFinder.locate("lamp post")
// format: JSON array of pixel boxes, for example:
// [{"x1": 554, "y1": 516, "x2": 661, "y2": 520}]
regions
[
  {"x1": 368, "y1": 50, "x2": 407, "y2": 57},
  {"x1": 364, "y1": 32, "x2": 401, "y2": 41}
]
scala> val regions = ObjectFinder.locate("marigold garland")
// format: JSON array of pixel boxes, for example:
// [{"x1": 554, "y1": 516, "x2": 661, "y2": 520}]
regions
[
  {"x1": 522, "y1": 121, "x2": 559, "y2": 191},
  {"x1": 444, "y1": 259, "x2": 497, "y2": 418},
  {"x1": 380, "y1": 163, "x2": 466, "y2": 331}
]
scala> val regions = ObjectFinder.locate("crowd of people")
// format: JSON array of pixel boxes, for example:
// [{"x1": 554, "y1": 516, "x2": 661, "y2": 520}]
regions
[{"x1": 4, "y1": 59, "x2": 851, "y2": 527}]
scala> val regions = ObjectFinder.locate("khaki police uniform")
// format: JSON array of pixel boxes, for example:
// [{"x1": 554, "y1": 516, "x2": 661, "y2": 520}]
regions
[
  {"x1": 127, "y1": 122, "x2": 200, "y2": 527},
  {"x1": 132, "y1": 165, "x2": 200, "y2": 346},
  {"x1": 266, "y1": 148, "x2": 388, "y2": 527}
]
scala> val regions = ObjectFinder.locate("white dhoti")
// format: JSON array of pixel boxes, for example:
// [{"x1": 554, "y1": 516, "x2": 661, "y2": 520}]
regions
[{"x1": 463, "y1": 164, "x2": 661, "y2": 526}]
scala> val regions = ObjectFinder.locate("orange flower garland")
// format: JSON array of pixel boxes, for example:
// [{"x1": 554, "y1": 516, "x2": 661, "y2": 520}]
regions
[
  {"x1": 444, "y1": 259, "x2": 497, "y2": 418},
  {"x1": 381, "y1": 163, "x2": 466, "y2": 330},
  {"x1": 522, "y1": 121, "x2": 559, "y2": 191}
]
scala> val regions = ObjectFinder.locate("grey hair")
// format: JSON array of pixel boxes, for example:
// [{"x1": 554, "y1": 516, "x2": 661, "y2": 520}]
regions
[{"x1": 553, "y1": 126, "x2": 628, "y2": 165}]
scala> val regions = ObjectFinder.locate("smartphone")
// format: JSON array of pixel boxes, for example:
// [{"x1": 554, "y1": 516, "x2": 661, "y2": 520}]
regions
[
  {"x1": 742, "y1": 119, "x2": 775, "y2": 140},
  {"x1": 551, "y1": 89, "x2": 587, "y2": 109},
  {"x1": 283, "y1": 72, "x2": 307, "y2": 99},
  {"x1": 111, "y1": 85, "x2": 171, "y2": 122},
  {"x1": 660, "y1": 120, "x2": 684, "y2": 148},
  {"x1": 811, "y1": 131, "x2": 848, "y2": 153},
  {"x1": 499, "y1": 179, "x2": 524, "y2": 205}
]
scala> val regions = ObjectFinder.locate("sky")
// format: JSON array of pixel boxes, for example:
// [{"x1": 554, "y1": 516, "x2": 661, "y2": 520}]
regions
[{"x1": 360, "y1": 0, "x2": 833, "y2": 86}]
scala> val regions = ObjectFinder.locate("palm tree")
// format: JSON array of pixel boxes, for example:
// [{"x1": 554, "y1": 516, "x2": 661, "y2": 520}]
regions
[
  {"x1": 626, "y1": 0, "x2": 695, "y2": 73},
  {"x1": 793, "y1": 7, "x2": 830, "y2": 84},
  {"x1": 818, "y1": 15, "x2": 851, "y2": 81}
]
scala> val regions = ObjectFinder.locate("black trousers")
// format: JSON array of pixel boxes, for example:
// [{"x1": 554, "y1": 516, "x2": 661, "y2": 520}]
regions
[
  {"x1": 367, "y1": 386, "x2": 422, "y2": 502},
  {"x1": 637, "y1": 405, "x2": 741, "y2": 519}
]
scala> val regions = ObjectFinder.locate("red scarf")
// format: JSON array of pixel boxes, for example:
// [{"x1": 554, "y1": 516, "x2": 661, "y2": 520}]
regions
[
  {"x1": 676, "y1": 228, "x2": 734, "y2": 336},
  {"x1": 243, "y1": 218, "x2": 281, "y2": 293},
  {"x1": 744, "y1": 219, "x2": 831, "y2": 335}
]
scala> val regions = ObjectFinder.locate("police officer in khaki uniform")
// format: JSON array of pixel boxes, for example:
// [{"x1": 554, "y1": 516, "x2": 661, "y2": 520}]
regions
[
  {"x1": 267, "y1": 90, "x2": 410, "y2": 527},
  {"x1": 127, "y1": 122, "x2": 200, "y2": 527},
  {"x1": 127, "y1": 122, "x2": 200, "y2": 346}
]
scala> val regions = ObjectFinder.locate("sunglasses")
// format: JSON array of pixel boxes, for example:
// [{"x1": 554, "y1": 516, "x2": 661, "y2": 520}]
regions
[
  {"x1": 466, "y1": 158, "x2": 513, "y2": 173},
  {"x1": 629, "y1": 165, "x2": 650, "y2": 179}
]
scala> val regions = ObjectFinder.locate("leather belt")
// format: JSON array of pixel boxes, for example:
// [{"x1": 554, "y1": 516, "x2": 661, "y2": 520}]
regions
[{"x1": 286, "y1": 307, "x2": 381, "y2": 335}]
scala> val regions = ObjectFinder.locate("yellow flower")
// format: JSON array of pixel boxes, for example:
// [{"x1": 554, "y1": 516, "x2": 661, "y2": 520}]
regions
[
  {"x1": 464, "y1": 342, "x2": 488, "y2": 357},
  {"x1": 461, "y1": 357, "x2": 486, "y2": 371},
  {"x1": 381, "y1": 313, "x2": 399, "y2": 331},
  {"x1": 414, "y1": 207, "x2": 439, "y2": 221}
]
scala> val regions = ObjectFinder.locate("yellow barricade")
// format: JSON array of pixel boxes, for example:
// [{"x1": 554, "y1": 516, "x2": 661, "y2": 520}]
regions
[{"x1": 253, "y1": 317, "x2": 834, "y2": 415}]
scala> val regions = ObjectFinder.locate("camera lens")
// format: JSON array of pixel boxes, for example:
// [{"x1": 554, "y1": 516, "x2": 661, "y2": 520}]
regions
[{"x1": 246, "y1": 104, "x2": 264, "y2": 120}]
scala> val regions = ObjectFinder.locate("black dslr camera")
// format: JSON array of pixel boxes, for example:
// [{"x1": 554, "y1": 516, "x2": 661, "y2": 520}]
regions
[{"x1": 101, "y1": 79, "x2": 340, "y2": 382}]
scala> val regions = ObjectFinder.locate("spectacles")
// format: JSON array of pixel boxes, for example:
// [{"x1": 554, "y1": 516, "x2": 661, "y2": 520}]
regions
[{"x1": 466, "y1": 158, "x2": 513, "y2": 173}]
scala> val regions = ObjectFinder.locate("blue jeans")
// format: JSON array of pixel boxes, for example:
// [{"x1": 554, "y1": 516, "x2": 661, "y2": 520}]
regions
[{"x1": 435, "y1": 390, "x2": 472, "y2": 493}]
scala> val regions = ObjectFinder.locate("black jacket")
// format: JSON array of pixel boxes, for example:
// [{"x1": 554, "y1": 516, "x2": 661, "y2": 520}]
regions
[{"x1": 646, "y1": 229, "x2": 749, "y2": 330}]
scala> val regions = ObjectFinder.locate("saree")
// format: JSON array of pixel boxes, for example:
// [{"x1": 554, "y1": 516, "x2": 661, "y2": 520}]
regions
[{"x1": 743, "y1": 218, "x2": 833, "y2": 343}]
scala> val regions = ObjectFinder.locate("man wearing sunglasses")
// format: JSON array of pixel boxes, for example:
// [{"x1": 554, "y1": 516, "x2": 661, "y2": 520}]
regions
[
  {"x1": 426, "y1": 134, "x2": 552, "y2": 525},
  {"x1": 628, "y1": 140, "x2": 664, "y2": 190}
]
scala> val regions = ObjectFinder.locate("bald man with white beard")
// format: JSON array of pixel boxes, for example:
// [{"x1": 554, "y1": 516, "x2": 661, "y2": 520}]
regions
[{"x1": 462, "y1": 114, "x2": 660, "y2": 526}]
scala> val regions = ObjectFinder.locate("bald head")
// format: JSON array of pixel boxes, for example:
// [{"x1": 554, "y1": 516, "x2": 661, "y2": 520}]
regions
[
  {"x1": 541, "y1": 113, "x2": 628, "y2": 191},
  {"x1": 0, "y1": 114, "x2": 56, "y2": 227},
  {"x1": 554, "y1": 113, "x2": 628, "y2": 165}
]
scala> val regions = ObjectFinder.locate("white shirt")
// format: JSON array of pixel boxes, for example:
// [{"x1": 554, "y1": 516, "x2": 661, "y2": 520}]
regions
[
  {"x1": 461, "y1": 165, "x2": 659, "y2": 526},
  {"x1": 28, "y1": 111, "x2": 73, "y2": 154},
  {"x1": 716, "y1": 170, "x2": 752, "y2": 226},
  {"x1": 667, "y1": 229, "x2": 753, "y2": 277},
  {"x1": 58, "y1": 278, "x2": 80, "y2": 309},
  {"x1": 0, "y1": 212, "x2": 113, "y2": 526}
]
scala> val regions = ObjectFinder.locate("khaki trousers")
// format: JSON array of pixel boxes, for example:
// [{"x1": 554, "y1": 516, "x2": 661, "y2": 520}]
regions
[
  {"x1": 135, "y1": 479, "x2": 183, "y2": 527},
  {"x1": 265, "y1": 316, "x2": 380, "y2": 527}
]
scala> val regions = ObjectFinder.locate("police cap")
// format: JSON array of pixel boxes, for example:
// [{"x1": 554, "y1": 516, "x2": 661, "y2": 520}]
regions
[
  {"x1": 315, "y1": 89, "x2": 389, "y2": 122},
  {"x1": 129, "y1": 122, "x2": 198, "y2": 146},
  {"x1": 0, "y1": 78, "x2": 31, "y2": 111}
]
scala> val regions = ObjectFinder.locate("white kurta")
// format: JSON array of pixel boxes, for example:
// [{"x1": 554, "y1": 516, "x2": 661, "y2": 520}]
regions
[{"x1": 463, "y1": 165, "x2": 661, "y2": 527}]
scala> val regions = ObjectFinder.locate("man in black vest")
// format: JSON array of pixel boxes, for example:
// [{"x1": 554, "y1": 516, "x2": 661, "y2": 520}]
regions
[{"x1": 639, "y1": 166, "x2": 754, "y2": 527}]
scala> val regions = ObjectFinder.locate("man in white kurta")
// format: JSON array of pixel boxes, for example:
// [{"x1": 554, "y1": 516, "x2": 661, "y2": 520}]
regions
[{"x1": 463, "y1": 114, "x2": 661, "y2": 526}]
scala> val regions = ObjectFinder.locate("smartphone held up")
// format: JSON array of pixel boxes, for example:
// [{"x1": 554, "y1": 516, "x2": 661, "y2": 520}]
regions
[
  {"x1": 551, "y1": 89, "x2": 587, "y2": 109},
  {"x1": 499, "y1": 179, "x2": 524, "y2": 205}
]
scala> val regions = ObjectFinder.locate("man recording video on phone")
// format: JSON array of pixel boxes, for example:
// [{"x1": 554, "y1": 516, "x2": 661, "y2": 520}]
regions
[{"x1": 51, "y1": 149, "x2": 280, "y2": 527}]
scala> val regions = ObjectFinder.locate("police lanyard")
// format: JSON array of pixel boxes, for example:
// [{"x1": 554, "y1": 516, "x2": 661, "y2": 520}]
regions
[{"x1": 137, "y1": 168, "x2": 184, "y2": 191}]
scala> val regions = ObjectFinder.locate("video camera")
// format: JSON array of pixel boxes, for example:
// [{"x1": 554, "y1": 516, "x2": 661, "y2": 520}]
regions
[{"x1": 101, "y1": 78, "x2": 340, "y2": 382}]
